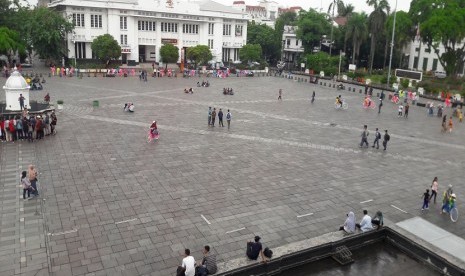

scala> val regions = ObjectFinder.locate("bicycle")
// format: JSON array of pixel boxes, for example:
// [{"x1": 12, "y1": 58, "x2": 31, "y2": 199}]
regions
[
  {"x1": 441, "y1": 204, "x2": 459, "y2": 222},
  {"x1": 335, "y1": 101, "x2": 348, "y2": 110}
]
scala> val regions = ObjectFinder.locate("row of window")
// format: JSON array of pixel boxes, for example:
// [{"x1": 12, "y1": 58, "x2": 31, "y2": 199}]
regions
[
  {"x1": 413, "y1": 57, "x2": 440, "y2": 71},
  {"x1": 138, "y1": 20, "x2": 156, "y2": 31},
  {"x1": 182, "y1": 24, "x2": 199, "y2": 34},
  {"x1": 161, "y1": 22, "x2": 178, "y2": 33}
]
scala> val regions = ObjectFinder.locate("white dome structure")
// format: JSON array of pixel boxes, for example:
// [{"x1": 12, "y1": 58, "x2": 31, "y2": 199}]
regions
[{"x1": 3, "y1": 69, "x2": 30, "y2": 111}]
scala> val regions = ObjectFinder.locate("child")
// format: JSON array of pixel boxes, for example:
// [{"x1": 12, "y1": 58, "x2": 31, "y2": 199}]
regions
[
  {"x1": 459, "y1": 111, "x2": 463, "y2": 122},
  {"x1": 448, "y1": 116, "x2": 453, "y2": 133},
  {"x1": 21, "y1": 171, "x2": 33, "y2": 199},
  {"x1": 398, "y1": 104, "x2": 404, "y2": 117},
  {"x1": 421, "y1": 189, "x2": 430, "y2": 211}
]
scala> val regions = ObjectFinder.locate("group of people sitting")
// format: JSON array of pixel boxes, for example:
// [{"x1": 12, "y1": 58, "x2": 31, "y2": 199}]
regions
[
  {"x1": 184, "y1": 88, "x2": 194, "y2": 94},
  {"x1": 123, "y1": 103, "x2": 135, "y2": 112},
  {"x1": 197, "y1": 80, "x2": 210, "y2": 87},
  {"x1": 339, "y1": 210, "x2": 383, "y2": 234},
  {"x1": 223, "y1": 88, "x2": 234, "y2": 95}
]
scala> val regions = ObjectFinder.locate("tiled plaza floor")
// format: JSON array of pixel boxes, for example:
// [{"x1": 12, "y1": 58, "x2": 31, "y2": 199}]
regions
[{"x1": 1, "y1": 73, "x2": 464, "y2": 275}]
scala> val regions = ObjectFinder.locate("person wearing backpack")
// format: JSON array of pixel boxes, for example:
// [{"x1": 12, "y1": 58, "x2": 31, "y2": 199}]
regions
[
  {"x1": 16, "y1": 116, "x2": 23, "y2": 140},
  {"x1": 383, "y1": 130, "x2": 390, "y2": 151},
  {"x1": 372, "y1": 128, "x2": 381, "y2": 149},
  {"x1": 226, "y1": 109, "x2": 232, "y2": 129}
]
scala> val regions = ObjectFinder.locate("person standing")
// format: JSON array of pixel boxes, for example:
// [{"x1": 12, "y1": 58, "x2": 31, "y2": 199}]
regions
[
  {"x1": 378, "y1": 99, "x2": 383, "y2": 114},
  {"x1": 15, "y1": 116, "x2": 23, "y2": 140},
  {"x1": 448, "y1": 116, "x2": 453, "y2": 133},
  {"x1": 421, "y1": 189, "x2": 430, "y2": 211},
  {"x1": 211, "y1": 108, "x2": 217, "y2": 127},
  {"x1": 397, "y1": 103, "x2": 404, "y2": 117},
  {"x1": 380, "y1": 90, "x2": 385, "y2": 101},
  {"x1": 208, "y1": 107, "x2": 212, "y2": 126},
  {"x1": 372, "y1": 128, "x2": 381, "y2": 149},
  {"x1": 28, "y1": 165, "x2": 38, "y2": 196},
  {"x1": 21, "y1": 171, "x2": 33, "y2": 199},
  {"x1": 382, "y1": 130, "x2": 390, "y2": 151},
  {"x1": 430, "y1": 177, "x2": 439, "y2": 204},
  {"x1": 218, "y1": 109, "x2": 224, "y2": 127},
  {"x1": 404, "y1": 103, "x2": 410, "y2": 118},
  {"x1": 278, "y1": 89, "x2": 282, "y2": 100},
  {"x1": 18, "y1": 94, "x2": 25, "y2": 110},
  {"x1": 359, "y1": 125, "x2": 369, "y2": 148},
  {"x1": 311, "y1": 91, "x2": 315, "y2": 103},
  {"x1": 35, "y1": 116, "x2": 43, "y2": 140},
  {"x1": 50, "y1": 112, "x2": 57, "y2": 135},
  {"x1": 226, "y1": 109, "x2": 232, "y2": 129}
]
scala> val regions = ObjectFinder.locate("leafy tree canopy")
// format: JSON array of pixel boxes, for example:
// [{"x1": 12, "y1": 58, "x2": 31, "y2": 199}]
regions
[
  {"x1": 159, "y1": 44, "x2": 179, "y2": 66},
  {"x1": 186, "y1": 45, "x2": 212, "y2": 67},
  {"x1": 247, "y1": 22, "x2": 280, "y2": 63},
  {"x1": 0, "y1": 26, "x2": 24, "y2": 55},
  {"x1": 306, "y1": 51, "x2": 342, "y2": 76},
  {"x1": 239, "y1": 44, "x2": 262, "y2": 62},
  {"x1": 91, "y1": 34, "x2": 121, "y2": 65},
  {"x1": 296, "y1": 9, "x2": 331, "y2": 53},
  {"x1": 410, "y1": 0, "x2": 465, "y2": 76}
]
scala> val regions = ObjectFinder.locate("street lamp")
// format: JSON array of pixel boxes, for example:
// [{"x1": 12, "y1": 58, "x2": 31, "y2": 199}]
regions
[
  {"x1": 387, "y1": 0, "x2": 398, "y2": 89},
  {"x1": 72, "y1": 33, "x2": 77, "y2": 71},
  {"x1": 338, "y1": 50, "x2": 345, "y2": 80}
]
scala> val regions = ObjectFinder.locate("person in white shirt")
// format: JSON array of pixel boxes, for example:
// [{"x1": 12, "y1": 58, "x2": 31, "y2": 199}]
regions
[
  {"x1": 356, "y1": 210, "x2": 373, "y2": 232},
  {"x1": 178, "y1": 248, "x2": 196, "y2": 276}
]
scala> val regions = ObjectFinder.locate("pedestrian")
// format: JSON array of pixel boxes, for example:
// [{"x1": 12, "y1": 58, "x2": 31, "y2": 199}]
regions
[
  {"x1": 359, "y1": 125, "x2": 369, "y2": 148},
  {"x1": 8, "y1": 116, "x2": 16, "y2": 142},
  {"x1": 441, "y1": 115, "x2": 447, "y2": 132},
  {"x1": 311, "y1": 91, "x2": 315, "y2": 103},
  {"x1": 448, "y1": 116, "x2": 453, "y2": 133},
  {"x1": 372, "y1": 128, "x2": 381, "y2": 149},
  {"x1": 21, "y1": 171, "x2": 34, "y2": 199},
  {"x1": 421, "y1": 189, "x2": 430, "y2": 211},
  {"x1": 382, "y1": 130, "x2": 390, "y2": 151},
  {"x1": 27, "y1": 118, "x2": 33, "y2": 142},
  {"x1": 430, "y1": 177, "x2": 438, "y2": 204},
  {"x1": 50, "y1": 112, "x2": 57, "y2": 134},
  {"x1": 380, "y1": 90, "x2": 385, "y2": 101},
  {"x1": 15, "y1": 116, "x2": 23, "y2": 140},
  {"x1": 378, "y1": 100, "x2": 383, "y2": 114},
  {"x1": 218, "y1": 108, "x2": 224, "y2": 127},
  {"x1": 404, "y1": 103, "x2": 409, "y2": 118},
  {"x1": 35, "y1": 116, "x2": 43, "y2": 140},
  {"x1": 208, "y1": 107, "x2": 212, "y2": 126},
  {"x1": 226, "y1": 109, "x2": 232, "y2": 129},
  {"x1": 18, "y1": 94, "x2": 25, "y2": 110},
  {"x1": 211, "y1": 108, "x2": 216, "y2": 127},
  {"x1": 44, "y1": 113, "x2": 50, "y2": 136},
  {"x1": 28, "y1": 165, "x2": 38, "y2": 196},
  {"x1": 398, "y1": 103, "x2": 404, "y2": 117},
  {"x1": 459, "y1": 110, "x2": 463, "y2": 122},
  {"x1": 278, "y1": 89, "x2": 282, "y2": 100}
]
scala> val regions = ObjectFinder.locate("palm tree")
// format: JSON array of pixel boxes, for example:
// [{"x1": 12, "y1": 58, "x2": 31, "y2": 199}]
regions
[
  {"x1": 327, "y1": 0, "x2": 344, "y2": 55},
  {"x1": 345, "y1": 12, "x2": 368, "y2": 65},
  {"x1": 367, "y1": 0, "x2": 390, "y2": 74},
  {"x1": 338, "y1": 3, "x2": 355, "y2": 17}
]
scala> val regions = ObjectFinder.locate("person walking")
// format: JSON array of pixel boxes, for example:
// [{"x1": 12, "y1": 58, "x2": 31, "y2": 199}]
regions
[
  {"x1": 21, "y1": 171, "x2": 33, "y2": 200},
  {"x1": 404, "y1": 103, "x2": 410, "y2": 118},
  {"x1": 378, "y1": 100, "x2": 383, "y2": 114},
  {"x1": 382, "y1": 130, "x2": 390, "y2": 151},
  {"x1": 18, "y1": 94, "x2": 25, "y2": 110},
  {"x1": 448, "y1": 116, "x2": 453, "y2": 133},
  {"x1": 398, "y1": 103, "x2": 404, "y2": 117},
  {"x1": 441, "y1": 115, "x2": 447, "y2": 132},
  {"x1": 218, "y1": 109, "x2": 224, "y2": 127},
  {"x1": 208, "y1": 107, "x2": 212, "y2": 126},
  {"x1": 430, "y1": 177, "x2": 439, "y2": 204},
  {"x1": 311, "y1": 91, "x2": 315, "y2": 103},
  {"x1": 278, "y1": 89, "x2": 282, "y2": 100},
  {"x1": 226, "y1": 109, "x2": 232, "y2": 129},
  {"x1": 211, "y1": 108, "x2": 217, "y2": 127},
  {"x1": 28, "y1": 165, "x2": 38, "y2": 196},
  {"x1": 359, "y1": 125, "x2": 369, "y2": 148},
  {"x1": 372, "y1": 128, "x2": 381, "y2": 149},
  {"x1": 421, "y1": 189, "x2": 430, "y2": 211}
]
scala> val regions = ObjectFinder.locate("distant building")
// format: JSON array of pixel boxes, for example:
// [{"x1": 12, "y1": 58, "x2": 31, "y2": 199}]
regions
[
  {"x1": 282, "y1": 25, "x2": 304, "y2": 67},
  {"x1": 233, "y1": 0, "x2": 301, "y2": 29},
  {"x1": 46, "y1": 0, "x2": 248, "y2": 64}
]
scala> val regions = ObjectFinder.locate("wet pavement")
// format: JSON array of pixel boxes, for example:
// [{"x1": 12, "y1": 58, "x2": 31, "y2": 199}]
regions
[{"x1": 1, "y1": 73, "x2": 464, "y2": 275}]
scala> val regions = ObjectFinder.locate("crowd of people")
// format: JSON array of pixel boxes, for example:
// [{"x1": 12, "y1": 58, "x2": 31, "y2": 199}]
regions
[
  {"x1": 0, "y1": 111, "x2": 57, "y2": 142},
  {"x1": 207, "y1": 107, "x2": 232, "y2": 129}
]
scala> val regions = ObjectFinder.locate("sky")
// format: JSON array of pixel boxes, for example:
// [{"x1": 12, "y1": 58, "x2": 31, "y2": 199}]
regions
[{"x1": 223, "y1": 0, "x2": 411, "y2": 13}]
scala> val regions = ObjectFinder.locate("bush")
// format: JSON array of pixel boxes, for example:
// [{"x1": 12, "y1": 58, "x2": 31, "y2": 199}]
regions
[
  {"x1": 57, "y1": 100, "x2": 64, "y2": 104},
  {"x1": 380, "y1": 75, "x2": 396, "y2": 85},
  {"x1": 400, "y1": 78, "x2": 410, "y2": 89}
]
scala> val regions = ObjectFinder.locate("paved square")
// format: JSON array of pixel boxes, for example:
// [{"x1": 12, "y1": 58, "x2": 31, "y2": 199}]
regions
[{"x1": 1, "y1": 73, "x2": 464, "y2": 275}]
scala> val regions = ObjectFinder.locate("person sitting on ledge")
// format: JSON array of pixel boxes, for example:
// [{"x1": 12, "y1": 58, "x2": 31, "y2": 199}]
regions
[
  {"x1": 371, "y1": 211, "x2": 384, "y2": 230},
  {"x1": 196, "y1": 245, "x2": 217, "y2": 275},
  {"x1": 246, "y1": 236, "x2": 267, "y2": 263},
  {"x1": 356, "y1": 210, "x2": 373, "y2": 232},
  {"x1": 339, "y1": 211, "x2": 356, "y2": 234}
]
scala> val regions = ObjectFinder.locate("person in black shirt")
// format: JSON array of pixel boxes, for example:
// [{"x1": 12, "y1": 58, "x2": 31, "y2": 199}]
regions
[{"x1": 246, "y1": 236, "x2": 266, "y2": 262}]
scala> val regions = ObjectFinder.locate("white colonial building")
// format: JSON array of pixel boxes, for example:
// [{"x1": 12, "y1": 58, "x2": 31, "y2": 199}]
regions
[
  {"x1": 282, "y1": 25, "x2": 304, "y2": 66},
  {"x1": 45, "y1": 0, "x2": 248, "y2": 65}
]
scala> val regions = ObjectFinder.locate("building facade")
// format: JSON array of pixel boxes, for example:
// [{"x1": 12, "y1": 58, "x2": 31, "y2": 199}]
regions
[
  {"x1": 282, "y1": 25, "x2": 304, "y2": 66},
  {"x1": 47, "y1": 0, "x2": 248, "y2": 65},
  {"x1": 405, "y1": 40, "x2": 465, "y2": 75}
]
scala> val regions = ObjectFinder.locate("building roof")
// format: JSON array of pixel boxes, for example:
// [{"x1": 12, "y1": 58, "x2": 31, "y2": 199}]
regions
[
  {"x1": 233, "y1": 0, "x2": 245, "y2": 4},
  {"x1": 198, "y1": 0, "x2": 244, "y2": 14},
  {"x1": 246, "y1": 5, "x2": 266, "y2": 11},
  {"x1": 333, "y1": 16, "x2": 348, "y2": 26}
]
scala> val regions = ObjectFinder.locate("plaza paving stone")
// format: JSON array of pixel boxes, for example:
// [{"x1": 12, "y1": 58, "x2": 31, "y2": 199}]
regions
[{"x1": 1, "y1": 73, "x2": 464, "y2": 275}]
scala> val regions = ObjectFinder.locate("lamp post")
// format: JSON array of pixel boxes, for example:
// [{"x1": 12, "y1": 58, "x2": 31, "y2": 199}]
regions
[
  {"x1": 72, "y1": 33, "x2": 77, "y2": 71},
  {"x1": 387, "y1": 0, "x2": 398, "y2": 89},
  {"x1": 338, "y1": 50, "x2": 345, "y2": 80}
]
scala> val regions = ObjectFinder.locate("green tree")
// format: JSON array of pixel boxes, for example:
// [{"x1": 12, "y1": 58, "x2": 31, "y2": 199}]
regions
[
  {"x1": 306, "y1": 51, "x2": 342, "y2": 75},
  {"x1": 91, "y1": 34, "x2": 121, "y2": 66},
  {"x1": 338, "y1": 3, "x2": 355, "y2": 17},
  {"x1": 0, "y1": 27, "x2": 24, "y2": 56},
  {"x1": 247, "y1": 22, "x2": 280, "y2": 63},
  {"x1": 345, "y1": 12, "x2": 368, "y2": 66},
  {"x1": 409, "y1": 0, "x2": 465, "y2": 76},
  {"x1": 239, "y1": 44, "x2": 262, "y2": 62},
  {"x1": 297, "y1": 9, "x2": 331, "y2": 53},
  {"x1": 367, "y1": 0, "x2": 390, "y2": 74},
  {"x1": 186, "y1": 45, "x2": 212, "y2": 68},
  {"x1": 385, "y1": 11, "x2": 414, "y2": 68},
  {"x1": 159, "y1": 43, "x2": 179, "y2": 70}
]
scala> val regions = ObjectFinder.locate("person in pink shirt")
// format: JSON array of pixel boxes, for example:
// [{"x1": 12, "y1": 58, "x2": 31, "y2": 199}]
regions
[{"x1": 430, "y1": 177, "x2": 439, "y2": 204}]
